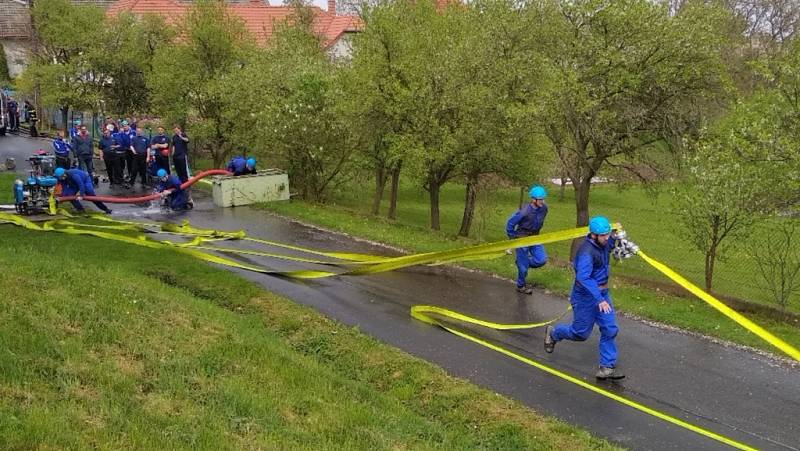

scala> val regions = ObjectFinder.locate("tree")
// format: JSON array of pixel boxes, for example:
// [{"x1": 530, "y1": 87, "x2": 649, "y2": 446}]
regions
[
  {"x1": 748, "y1": 219, "x2": 800, "y2": 315},
  {"x1": 346, "y1": 1, "x2": 411, "y2": 217},
  {"x1": 98, "y1": 13, "x2": 174, "y2": 115},
  {"x1": 673, "y1": 133, "x2": 768, "y2": 291},
  {"x1": 19, "y1": 0, "x2": 107, "y2": 131},
  {"x1": 222, "y1": 4, "x2": 355, "y2": 201},
  {"x1": 148, "y1": 0, "x2": 254, "y2": 167},
  {"x1": 530, "y1": 0, "x2": 730, "y2": 255},
  {"x1": 454, "y1": 0, "x2": 549, "y2": 237}
]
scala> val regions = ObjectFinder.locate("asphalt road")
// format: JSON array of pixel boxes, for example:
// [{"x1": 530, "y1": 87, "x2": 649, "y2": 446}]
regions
[{"x1": 2, "y1": 134, "x2": 798, "y2": 450}]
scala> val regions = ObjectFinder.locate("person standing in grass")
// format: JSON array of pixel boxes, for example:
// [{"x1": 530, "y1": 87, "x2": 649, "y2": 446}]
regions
[
  {"x1": 544, "y1": 216, "x2": 627, "y2": 380},
  {"x1": 506, "y1": 185, "x2": 549, "y2": 294}
]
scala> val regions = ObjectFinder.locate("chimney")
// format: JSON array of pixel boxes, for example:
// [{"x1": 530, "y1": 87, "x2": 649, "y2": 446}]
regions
[{"x1": 328, "y1": 0, "x2": 336, "y2": 14}]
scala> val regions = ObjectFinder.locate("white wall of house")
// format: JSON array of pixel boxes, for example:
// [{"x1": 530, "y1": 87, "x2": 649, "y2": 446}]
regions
[
  {"x1": 1, "y1": 40, "x2": 30, "y2": 78},
  {"x1": 326, "y1": 32, "x2": 355, "y2": 61}
]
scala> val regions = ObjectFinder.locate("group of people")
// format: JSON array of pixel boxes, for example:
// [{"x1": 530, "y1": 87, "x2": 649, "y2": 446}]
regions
[
  {"x1": 4, "y1": 96, "x2": 38, "y2": 136},
  {"x1": 54, "y1": 118, "x2": 191, "y2": 189},
  {"x1": 50, "y1": 116, "x2": 258, "y2": 213},
  {"x1": 507, "y1": 185, "x2": 632, "y2": 380}
]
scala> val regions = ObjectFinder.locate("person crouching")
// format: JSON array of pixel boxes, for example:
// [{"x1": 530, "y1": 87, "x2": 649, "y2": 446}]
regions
[
  {"x1": 155, "y1": 169, "x2": 190, "y2": 211},
  {"x1": 55, "y1": 167, "x2": 112, "y2": 214}
]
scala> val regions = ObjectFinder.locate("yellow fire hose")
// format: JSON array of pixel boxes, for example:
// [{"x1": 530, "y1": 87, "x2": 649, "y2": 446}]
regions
[{"x1": 2, "y1": 211, "x2": 796, "y2": 450}]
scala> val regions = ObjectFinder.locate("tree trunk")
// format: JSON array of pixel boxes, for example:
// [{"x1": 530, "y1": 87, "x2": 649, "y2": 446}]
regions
[
  {"x1": 705, "y1": 220, "x2": 720, "y2": 291},
  {"x1": 559, "y1": 173, "x2": 568, "y2": 201},
  {"x1": 458, "y1": 174, "x2": 478, "y2": 237},
  {"x1": 705, "y1": 244, "x2": 717, "y2": 292},
  {"x1": 60, "y1": 106, "x2": 69, "y2": 134},
  {"x1": 518, "y1": 186, "x2": 525, "y2": 209},
  {"x1": 429, "y1": 181, "x2": 441, "y2": 231},
  {"x1": 387, "y1": 165, "x2": 401, "y2": 220},
  {"x1": 570, "y1": 178, "x2": 592, "y2": 261},
  {"x1": 371, "y1": 166, "x2": 387, "y2": 216}
]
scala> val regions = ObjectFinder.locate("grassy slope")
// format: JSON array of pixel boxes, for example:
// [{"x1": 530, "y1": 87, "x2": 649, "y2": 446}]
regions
[
  {"x1": 259, "y1": 180, "x2": 800, "y2": 357},
  {"x1": 0, "y1": 180, "x2": 614, "y2": 449}
]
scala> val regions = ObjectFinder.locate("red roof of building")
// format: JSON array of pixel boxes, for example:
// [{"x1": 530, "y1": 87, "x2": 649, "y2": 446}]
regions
[{"x1": 107, "y1": 0, "x2": 361, "y2": 48}]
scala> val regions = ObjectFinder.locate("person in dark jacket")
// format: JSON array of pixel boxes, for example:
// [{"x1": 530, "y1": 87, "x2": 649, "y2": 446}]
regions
[
  {"x1": 7, "y1": 97, "x2": 19, "y2": 131},
  {"x1": 506, "y1": 185, "x2": 549, "y2": 294},
  {"x1": 25, "y1": 100, "x2": 38, "y2": 137},
  {"x1": 155, "y1": 169, "x2": 189, "y2": 211},
  {"x1": 544, "y1": 216, "x2": 633, "y2": 380},
  {"x1": 110, "y1": 127, "x2": 128, "y2": 187},
  {"x1": 55, "y1": 167, "x2": 112, "y2": 214},
  {"x1": 226, "y1": 156, "x2": 257, "y2": 176},
  {"x1": 98, "y1": 127, "x2": 117, "y2": 185},
  {"x1": 129, "y1": 127, "x2": 150, "y2": 186},
  {"x1": 72, "y1": 125, "x2": 95, "y2": 175},
  {"x1": 150, "y1": 126, "x2": 170, "y2": 175},
  {"x1": 171, "y1": 125, "x2": 190, "y2": 183},
  {"x1": 120, "y1": 120, "x2": 136, "y2": 180},
  {"x1": 52, "y1": 130, "x2": 72, "y2": 169}
]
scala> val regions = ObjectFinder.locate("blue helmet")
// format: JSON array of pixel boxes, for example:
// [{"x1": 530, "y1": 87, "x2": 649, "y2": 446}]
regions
[
  {"x1": 55, "y1": 167, "x2": 66, "y2": 178},
  {"x1": 246, "y1": 158, "x2": 256, "y2": 168},
  {"x1": 157, "y1": 169, "x2": 167, "y2": 178},
  {"x1": 529, "y1": 185, "x2": 547, "y2": 200},
  {"x1": 589, "y1": 216, "x2": 612, "y2": 235}
]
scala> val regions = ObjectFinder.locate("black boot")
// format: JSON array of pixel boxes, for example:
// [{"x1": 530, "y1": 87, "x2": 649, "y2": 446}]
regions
[{"x1": 544, "y1": 325, "x2": 556, "y2": 353}]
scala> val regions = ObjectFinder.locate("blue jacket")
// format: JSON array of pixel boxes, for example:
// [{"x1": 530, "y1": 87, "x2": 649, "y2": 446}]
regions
[
  {"x1": 151, "y1": 134, "x2": 170, "y2": 156},
  {"x1": 132, "y1": 135, "x2": 150, "y2": 155},
  {"x1": 506, "y1": 203, "x2": 548, "y2": 238},
  {"x1": 99, "y1": 135, "x2": 114, "y2": 155},
  {"x1": 226, "y1": 156, "x2": 256, "y2": 175},
  {"x1": 7, "y1": 100, "x2": 17, "y2": 113},
  {"x1": 572, "y1": 234, "x2": 618, "y2": 304},
  {"x1": 69, "y1": 127, "x2": 79, "y2": 139},
  {"x1": 156, "y1": 174, "x2": 183, "y2": 194},
  {"x1": 53, "y1": 138, "x2": 72, "y2": 157},
  {"x1": 115, "y1": 130, "x2": 132, "y2": 151},
  {"x1": 60, "y1": 169, "x2": 93, "y2": 195}
]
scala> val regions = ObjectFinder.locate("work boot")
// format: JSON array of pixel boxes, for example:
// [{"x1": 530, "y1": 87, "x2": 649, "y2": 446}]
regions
[
  {"x1": 104, "y1": 209, "x2": 113, "y2": 215},
  {"x1": 596, "y1": 366, "x2": 625, "y2": 380},
  {"x1": 516, "y1": 285, "x2": 533, "y2": 295},
  {"x1": 544, "y1": 325, "x2": 556, "y2": 353}
]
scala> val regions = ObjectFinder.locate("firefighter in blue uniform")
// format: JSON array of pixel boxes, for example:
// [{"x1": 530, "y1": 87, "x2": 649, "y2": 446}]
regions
[
  {"x1": 545, "y1": 216, "x2": 626, "y2": 380},
  {"x1": 506, "y1": 185, "x2": 549, "y2": 294},
  {"x1": 151, "y1": 126, "x2": 170, "y2": 175},
  {"x1": 171, "y1": 125, "x2": 190, "y2": 183},
  {"x1": 69, "y1": 120, "x2": 81, "y2": 139},
  {"x1": 55, "y1": 167, "x2": 112, "y2": 214},
  {"x1": 129, "y1": 126, "x2": 150, "y2": 186},
  {"x1": 226, "y1": 156, "x2": 257, "y2": 176},
  {"x1": 110, "y1": 126, "x2": 128, "y2": 187},
  {"x1": 155, "y1": 169, "x2": 190, "y2": 211},
  {"x1": 121, "y1": 120, "x2": 136, "y2": 182},
  {"x1": 52, "y1": 130, "x2": 73, "y2": 169}
]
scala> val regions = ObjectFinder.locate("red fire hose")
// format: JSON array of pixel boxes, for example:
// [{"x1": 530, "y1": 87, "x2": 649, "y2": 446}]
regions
[{"x1": 57, "y1": 169, "x2": 233, "y2": 204}]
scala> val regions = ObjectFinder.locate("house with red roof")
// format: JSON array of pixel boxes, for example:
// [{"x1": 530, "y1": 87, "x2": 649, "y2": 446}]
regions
[{"x1": 106, "y1": 0, "x2": 362, "y2": 58}]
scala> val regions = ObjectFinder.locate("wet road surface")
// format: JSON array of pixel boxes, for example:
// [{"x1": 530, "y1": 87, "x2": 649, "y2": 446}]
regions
[{"x1": 2, "y1": 134, "x2": 798, "y2": 450}]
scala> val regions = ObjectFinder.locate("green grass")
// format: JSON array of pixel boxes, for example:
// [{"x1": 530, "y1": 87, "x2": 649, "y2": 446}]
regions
[
  {"x1": 258, "y1": 179, "x2": 800, "y2": 357},
  {"x1": 318, "y1": 179, "x2": 798, "y2": 313},
  {"x1": 0, "y1": 221, "x2": 615, "y2": 449}
]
